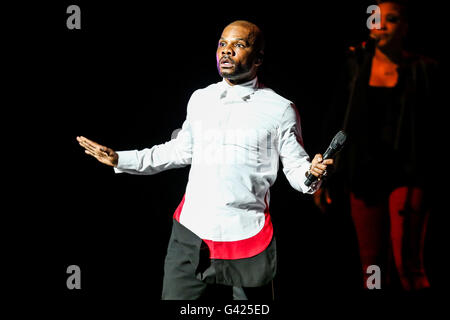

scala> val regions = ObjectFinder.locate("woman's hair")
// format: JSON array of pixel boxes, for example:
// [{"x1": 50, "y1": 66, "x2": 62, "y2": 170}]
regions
[{"x1": 376, "y1": 0, "x2": 410, "y2": 21}]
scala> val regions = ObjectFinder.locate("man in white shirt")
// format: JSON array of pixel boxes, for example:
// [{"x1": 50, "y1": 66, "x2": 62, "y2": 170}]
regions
[{"x1": 77, "y1": 20, "x2": 333, "y2": 300}]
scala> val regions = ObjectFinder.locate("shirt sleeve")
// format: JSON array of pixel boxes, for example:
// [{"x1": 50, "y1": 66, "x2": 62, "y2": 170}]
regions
[
  {"x1": 113, "y1": 95, "x2": 195, "y2": 175},
  {"x1": 278, "y1": 103, "x2": 321, "y2": 194}
]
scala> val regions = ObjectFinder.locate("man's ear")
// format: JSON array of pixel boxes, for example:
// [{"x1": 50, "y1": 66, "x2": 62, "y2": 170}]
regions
[{"x1": 255, "y1": 51, "x2": 264, "y2": 66}]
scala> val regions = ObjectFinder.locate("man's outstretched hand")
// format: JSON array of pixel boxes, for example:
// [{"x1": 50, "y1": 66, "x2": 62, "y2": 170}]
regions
[{"x1": 76, "y1": 136, "x2": 118, "y2": 167}]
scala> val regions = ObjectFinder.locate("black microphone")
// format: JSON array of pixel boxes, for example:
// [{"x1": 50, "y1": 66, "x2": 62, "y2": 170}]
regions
[{"x1": 305, "y1": 130, "x2": 347, "y2": 187}]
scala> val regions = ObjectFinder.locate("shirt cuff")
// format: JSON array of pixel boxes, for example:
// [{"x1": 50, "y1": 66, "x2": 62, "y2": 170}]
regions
[{"x1": 113, "y1": 150, "x2": 138, "y2": 173}]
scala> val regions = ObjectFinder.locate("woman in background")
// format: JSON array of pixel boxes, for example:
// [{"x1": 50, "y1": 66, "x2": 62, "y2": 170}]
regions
[{"x1": 318, "y1": 0, "x2": 440, "y2": 290}]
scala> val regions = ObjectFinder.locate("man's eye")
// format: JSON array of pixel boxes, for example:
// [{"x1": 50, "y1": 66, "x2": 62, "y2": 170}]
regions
[
  {"x1": 219, "y1": 42, "x2": 226, "y2": 47},
  {"x1": 235, "y1": 43, "x2": 245, "y2": 48}
]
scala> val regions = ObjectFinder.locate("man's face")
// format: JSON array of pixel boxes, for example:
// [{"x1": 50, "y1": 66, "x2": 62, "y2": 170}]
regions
[{"x1": 216, "y1": 24, "x2": 262, "y2": 84}]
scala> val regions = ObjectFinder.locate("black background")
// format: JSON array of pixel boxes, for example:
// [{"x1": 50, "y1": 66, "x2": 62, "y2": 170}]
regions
[{"x1": 4, "y1": 0, "x2": 448, "y2": 316}]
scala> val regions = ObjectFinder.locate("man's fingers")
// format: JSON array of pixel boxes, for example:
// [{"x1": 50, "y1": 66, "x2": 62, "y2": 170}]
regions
[
  {"x1": 83, "y1": 139, "x2": 101, "y2": 151},
  {"x1": 310, "y1": 153, "x2": 333, "y2": 176},
  {"x1": 77, "y1": 136, "x2": 104, "y2": 150},
  {"x1": 78, "y1": 139, "x2": 108, "y2": 156},
  {"x1": 310, "y1": 162, "x2": 331, "y2": 176},
  {"x1": 85, "y1": 149, "x2": 100, "y2": 159},
  {"x1": 78, "y1": 136, "x2": 116, "y2": 167},
  {"x1": 86, "y1": 148, "x2": 110, "y2": 162},
  {"x1": 77, "y1": 136, "x2": 97, "y2": 145},
  {"x1": 77, "y1": 136, "x2": 94, "y2": 149},
  {"x1": 313, "y1": 154, "x2": 323, "y2": 163},
  {"x1": 77, "y1": 136, "x2": 112, "y2": 157},
  {"x1": 315, "y1": 163, "x2": 328, "y2": 170},
  {"x1": 80, "y1": 140, "x2": 100, "y2": 155},
  {"x1": 83, "y1": 142, "x2": 107, "y2": 157},
  {"x1": 311, "y1": 167, "x2": 323, "y2": 176}
]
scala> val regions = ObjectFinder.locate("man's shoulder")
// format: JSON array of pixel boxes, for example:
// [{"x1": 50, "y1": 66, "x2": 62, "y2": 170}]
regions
[
  {"x1": 185, "y1": 81, "x2": 222, "y2": 115},
  {"x1": 255, "y1": 84, "x2": 294, "y2": 108},
  {"x1": 190, "y1": 81, "x2": 222, "y2": 98}
]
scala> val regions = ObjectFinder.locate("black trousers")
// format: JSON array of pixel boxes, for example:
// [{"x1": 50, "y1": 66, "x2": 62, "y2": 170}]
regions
[{"x1": 162, "y1": 219, "x2": 277, "y2": 300}]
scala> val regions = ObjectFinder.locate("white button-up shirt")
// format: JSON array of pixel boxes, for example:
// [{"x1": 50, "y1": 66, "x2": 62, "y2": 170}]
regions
[{"x1": 115, "y1": 77, "x2": 319, "y2": 242}]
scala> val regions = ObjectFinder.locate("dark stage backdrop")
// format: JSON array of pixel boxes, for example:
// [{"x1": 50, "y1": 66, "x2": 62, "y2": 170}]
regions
[{"x1": 4, "y1": 0, "x2": 447, "y2": 316}]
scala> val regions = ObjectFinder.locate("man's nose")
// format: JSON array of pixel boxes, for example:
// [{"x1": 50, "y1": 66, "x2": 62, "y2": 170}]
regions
[{"x1": 222, "y1": 44, "x2": 234, "y2": 56}]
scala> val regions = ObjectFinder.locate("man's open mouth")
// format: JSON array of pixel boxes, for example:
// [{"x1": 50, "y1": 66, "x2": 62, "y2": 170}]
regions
[{"x1": 220, "y1": 57, "x2": 234, "y2": 68}]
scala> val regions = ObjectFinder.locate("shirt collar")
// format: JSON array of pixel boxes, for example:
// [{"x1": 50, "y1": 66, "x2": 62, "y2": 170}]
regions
[{"x1": 219, "y1": 77, "x2": 258, "y2": 101}]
